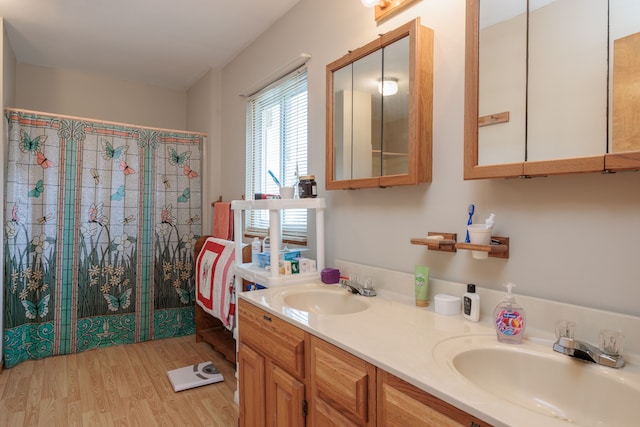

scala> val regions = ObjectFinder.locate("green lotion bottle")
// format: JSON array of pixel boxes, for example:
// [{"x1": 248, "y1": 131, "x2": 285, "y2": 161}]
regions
[{"x1": 414, "y1": 265, "x2": 429, "y2": 307}]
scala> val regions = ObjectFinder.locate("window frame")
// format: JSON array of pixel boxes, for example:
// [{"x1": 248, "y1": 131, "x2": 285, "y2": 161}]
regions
[{"x1": 245, "y1": 66, "x2": 309, "y2": 244}]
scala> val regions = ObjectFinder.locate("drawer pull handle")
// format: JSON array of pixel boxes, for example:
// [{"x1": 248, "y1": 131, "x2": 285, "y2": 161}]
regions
[{"x1": 263, "y1": 315, "x2": 272, "y2": 322}]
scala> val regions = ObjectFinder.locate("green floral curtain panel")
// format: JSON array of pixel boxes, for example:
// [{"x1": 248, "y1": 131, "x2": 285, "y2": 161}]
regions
[{"x1": 3, "y1": 109, "x2": 202, "y2": 368}]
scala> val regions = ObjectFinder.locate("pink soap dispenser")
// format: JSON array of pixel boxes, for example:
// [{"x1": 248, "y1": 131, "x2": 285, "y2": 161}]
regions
[{"x1": 494, "y1": 283, "x2": 526, "y2": 344}]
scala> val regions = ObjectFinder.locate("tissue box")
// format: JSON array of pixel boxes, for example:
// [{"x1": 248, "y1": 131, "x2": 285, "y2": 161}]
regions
[
  {"x1": 283, "y1": 250, "x2": 301, "y2": 261},
  {"x1": 295, "y1": 258, "x2": 316, "y2": 274},
  {"x1": 279, "y1": 260, "x2": 292, "y2": 275},
  {"x1": 257, "y1": 250, "x2": 302, "y2": 269},
  {"x1": 290, "y1": 260, "x2": 300, "y2": 274}
]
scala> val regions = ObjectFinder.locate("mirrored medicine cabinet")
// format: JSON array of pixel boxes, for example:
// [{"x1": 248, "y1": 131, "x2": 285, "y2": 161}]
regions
[
  {"x1": 326, "y1": 18, "x2": 434, "y2": 189},
  {"x1": 464, "y1": 0, "x2": 640, "y2": 180}
]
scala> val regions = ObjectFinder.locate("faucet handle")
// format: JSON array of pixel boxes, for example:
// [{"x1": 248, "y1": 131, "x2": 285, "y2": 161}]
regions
[
  {"x1": 599, "y1": 329, "x2": 624, "y2": 356},
  {"x1": 555, "y1": 320, "x2": 576, "y2": 340}
]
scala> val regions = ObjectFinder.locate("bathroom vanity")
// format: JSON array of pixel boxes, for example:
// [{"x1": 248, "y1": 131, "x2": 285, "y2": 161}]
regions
[
  {"x1": 236, "y1": 278, "x2": 640, "y2": 427},
  {"x1": 237, "y1": 296, "x2": 489, "y2": 427}
]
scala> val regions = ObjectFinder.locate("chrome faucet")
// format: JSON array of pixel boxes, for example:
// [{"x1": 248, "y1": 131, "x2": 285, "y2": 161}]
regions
[
  {"x1": 340, "y1": 278, "x2": 376, "y2": 297},
  {"x1": 552, "y1": 321, "x2": 625, "y2": 369}
]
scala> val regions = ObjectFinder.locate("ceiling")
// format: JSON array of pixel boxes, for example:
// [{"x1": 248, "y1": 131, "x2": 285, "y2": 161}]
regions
[{"x1": 0, "y1": 0, "x2": 301, "y2": 89}]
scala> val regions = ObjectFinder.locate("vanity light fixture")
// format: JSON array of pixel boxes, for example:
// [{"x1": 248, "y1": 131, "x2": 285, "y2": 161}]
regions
[
  {"x1": 361, "y1": 0, "x2": 419, "y2": 22},
  {"x1": 378, "y1": 78, "x2": 399, "y2": 96}
]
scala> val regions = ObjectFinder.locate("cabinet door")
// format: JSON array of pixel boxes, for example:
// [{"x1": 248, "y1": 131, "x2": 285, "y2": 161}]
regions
[
  {"x1": 239, "y1": 343, "x2": 266, "y2": 427},
  {"x1": 310, "y1": 336, "x2": 376, "y2": 426},
  {"x1": 326, "y1": 17, "x2": 434, "y2": 189},
  {"x1": 377, "y1": 370, "x2": 492, "y2": 427},
  {"x1": 266, "y1": 362, "x2": 306, "y2": 427},
  {"x1": 239, "y1": 299, "x2": 306, "y2": 379}
]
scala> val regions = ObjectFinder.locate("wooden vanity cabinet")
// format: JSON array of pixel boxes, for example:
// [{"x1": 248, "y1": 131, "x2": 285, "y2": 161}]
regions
[
  {"x1": 238, "y1": 299, "x2": 308, "y2": 427},
  {"x1": 238, "y1": 299, "x2": 492, "y2": 427},
  {"x1": 378, "y1": 370, "x2": 492, "y2": 427},
  {"x1": 309, "y1": 336, "x2": 376, "y2": 426}
]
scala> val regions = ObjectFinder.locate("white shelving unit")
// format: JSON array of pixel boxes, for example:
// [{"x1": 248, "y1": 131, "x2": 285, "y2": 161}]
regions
[{"x1": 231, "y1": 198, "x2": 325, "y2": 288}]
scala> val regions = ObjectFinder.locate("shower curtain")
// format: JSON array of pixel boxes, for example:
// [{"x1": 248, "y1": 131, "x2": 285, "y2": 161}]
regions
[{"x1": 3, "y1": 109, "x2": 202, "y2": 368}]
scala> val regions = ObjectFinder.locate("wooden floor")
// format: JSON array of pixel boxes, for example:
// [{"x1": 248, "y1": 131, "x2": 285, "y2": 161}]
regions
[{"x1": 0, "y1": 335, "x2": 238, "y2": 427}]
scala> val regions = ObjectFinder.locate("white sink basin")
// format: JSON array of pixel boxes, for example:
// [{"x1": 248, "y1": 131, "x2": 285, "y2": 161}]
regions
[
  {"x1": 282, "y1": 288, "x2": 369, "y2": 315},
  {"x1": 433, "y1": 335, "x2": 640, "y2": 426}
]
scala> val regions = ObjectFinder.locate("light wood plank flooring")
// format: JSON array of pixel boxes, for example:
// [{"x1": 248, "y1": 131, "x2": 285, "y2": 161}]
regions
[{"x1": 0, "y1": 335, "x2": 238, "y2": 427}]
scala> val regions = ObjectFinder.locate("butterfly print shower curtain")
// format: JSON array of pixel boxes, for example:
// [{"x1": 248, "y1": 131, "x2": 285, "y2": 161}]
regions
[{"x1": 3, "y1": 109, "x2": 203, "y2": 368}]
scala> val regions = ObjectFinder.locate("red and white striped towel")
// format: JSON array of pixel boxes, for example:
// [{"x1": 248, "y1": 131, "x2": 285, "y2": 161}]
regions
[{"x1": 195, "y1": 237, "x2": 236, "y2": 330}]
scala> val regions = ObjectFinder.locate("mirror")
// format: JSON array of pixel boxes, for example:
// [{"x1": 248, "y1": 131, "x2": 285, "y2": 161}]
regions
[
  {"x1": 608, "y1": 0, "x2": 640, "y2": 169},
  {"x1": 465, "y1": 0, "x2": 640, "y2": 179},
  {"x1": 326, "y1": 18, "x2": 433, "y2": 189}
]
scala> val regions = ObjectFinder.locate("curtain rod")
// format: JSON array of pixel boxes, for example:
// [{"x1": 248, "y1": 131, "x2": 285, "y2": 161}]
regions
[
  {"x1": 4, "y1": 107, "x2": 208, "y2": 137},
  {"x1": 240, "y1": 53, "x2": 311, "y2": 98}
]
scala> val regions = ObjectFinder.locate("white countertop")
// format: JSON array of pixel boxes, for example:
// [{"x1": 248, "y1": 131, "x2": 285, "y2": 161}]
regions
[{"x1": 238, "y1": 281, "x2": 640, "y2": 427}]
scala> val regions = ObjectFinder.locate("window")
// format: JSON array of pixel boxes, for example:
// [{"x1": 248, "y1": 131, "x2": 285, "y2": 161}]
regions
[{"x1": 245, "y1": 67, "x2": 308, "y2": 243}]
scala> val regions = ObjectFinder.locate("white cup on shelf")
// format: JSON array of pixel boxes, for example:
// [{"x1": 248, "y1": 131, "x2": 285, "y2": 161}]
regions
[
  {"x1": 467, "y1": 224, "x2": 492, "y2": 259},
  {"x1": 279, "y1": 186, "x2": 294, "y2": 199}
]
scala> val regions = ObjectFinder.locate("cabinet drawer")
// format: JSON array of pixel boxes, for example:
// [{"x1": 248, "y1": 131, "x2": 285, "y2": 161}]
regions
[
  {"x1": 238, "y1": 299, "x2": 306, "y2": 379},
  {"x1": 378, "y1": 370, "x2": 493, "y2": 427},
  {"x1": 310, "y1": 336, "x2": 376, "y2": 426}
]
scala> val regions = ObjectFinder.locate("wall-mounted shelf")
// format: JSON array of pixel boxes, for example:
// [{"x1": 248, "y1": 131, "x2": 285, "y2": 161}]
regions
[
  {"x1": 411, "y1": 233, "x2": 509, "y2": 258},
  {"x1": 455, "y1": 237, "x2": 509, "y2": 259},
  {"x1": 410, "y1": 232, "x2": 457, "y2": 252}
]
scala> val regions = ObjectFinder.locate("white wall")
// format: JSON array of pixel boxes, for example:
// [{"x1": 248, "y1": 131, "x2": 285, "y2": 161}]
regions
[
  {"x1": 3, "y1": 23, "x2": 15, "y2": 106},
  {"x1": 15, "y1": 63, "x2": 187, "y2": 130},
  {"x1": 218, "y1": 0, "x2": 640, "y2": 317},
  {"x1": 187, "y1": 69, "x2": 223, "y2": 236}
]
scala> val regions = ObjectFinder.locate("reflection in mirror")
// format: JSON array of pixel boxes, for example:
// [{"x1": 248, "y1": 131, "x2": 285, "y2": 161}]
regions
[
  {"x1": 352, "y1": 48, "x2": 383, "y2": 179},
  {"x1": 332, "y1": 38, "x2": 410, "y2": 181},
  {"x1": 478, "y1": 0, "x2": 527, "y2": 165},
  {"x1": 611, "y1": 0, "x2": 640, "y2": 153},
  {"x1": 379, "y1": 36, "x2": 410, "y2": 176},
  {"x1": 333, "y1": 49, "x2": 383, "y2": 181},
  {"x1": 527, "y1": 0, "x2": 607, "y2": 161},
  {"x1": 332, "y1": 65, "x2": 353, "y2": 181},
  {"x1": 478, "y1": 0, "x2": 607, "y2": 164}
]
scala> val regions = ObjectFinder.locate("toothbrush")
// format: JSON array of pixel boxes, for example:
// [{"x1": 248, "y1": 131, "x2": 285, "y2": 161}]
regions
[
  {"x1": 268, "y1": 170, "x2": 281, "y2": 187},
  {"x1": 465, "y1": 204, "x2": 475, "y2": 243}
]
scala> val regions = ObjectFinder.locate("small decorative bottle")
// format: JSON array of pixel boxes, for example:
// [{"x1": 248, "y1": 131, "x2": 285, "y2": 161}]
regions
[
  {"x1": 462, "y1": 284, "x2": 480, "y2": 321},
  {"x1": 251, "y1": 237, "x2": 261, "y2": 266}
]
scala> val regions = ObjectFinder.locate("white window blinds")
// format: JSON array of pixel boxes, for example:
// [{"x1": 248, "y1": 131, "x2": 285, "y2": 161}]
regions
[{"x1": 245, "y1": 67, "x2": 308, "y2": 243}]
